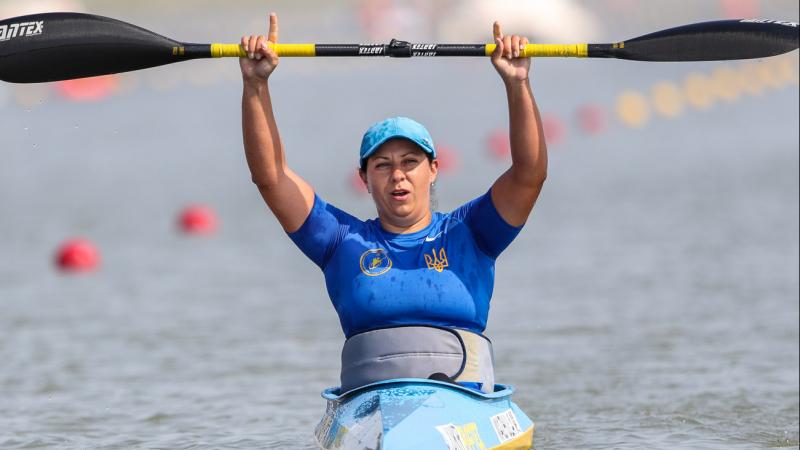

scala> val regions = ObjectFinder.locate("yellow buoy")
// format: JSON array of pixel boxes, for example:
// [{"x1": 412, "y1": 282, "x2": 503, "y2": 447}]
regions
[
  {"x1": 711, "y1": 66, "x2": 742, "y2": 103},
  {"x1": 616, "y1": 90, "x2": 650, "y2": 128},
  {"x1": 684, "y1": 72, "x2": 715, "y2": 110},
  {"x1": 651, "y1": 81, "x2": 685, "y2": 118}
]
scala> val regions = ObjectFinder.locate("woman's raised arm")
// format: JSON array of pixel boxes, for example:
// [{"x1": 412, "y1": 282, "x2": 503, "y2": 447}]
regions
[
  {"x1": 240, "y1": 13, "x2": 315, "y2": 232},
  {"x1": 488, "y1": 21, "x2": 548, "y2": 227}
]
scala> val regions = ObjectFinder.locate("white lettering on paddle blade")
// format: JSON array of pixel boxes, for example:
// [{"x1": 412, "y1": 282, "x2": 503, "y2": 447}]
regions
[{"x1": 0, "y1": 21, "x2": 44, "y2": 42}]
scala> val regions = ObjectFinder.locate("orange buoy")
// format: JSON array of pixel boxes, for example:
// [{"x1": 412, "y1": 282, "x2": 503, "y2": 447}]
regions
[
  {"x1": 178, "y1": 204, "x2": 218, "y2": 235},
  {"x1": 55, "y1": 238, "x2": 100, "y2": 273}
]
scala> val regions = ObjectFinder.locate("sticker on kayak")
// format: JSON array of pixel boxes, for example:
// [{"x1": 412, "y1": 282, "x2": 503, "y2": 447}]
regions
[
  {"x1": 490, "y1": 409, "x2": 523, "y2": 443},
  {"x1": 435, "y1": 422, "x2": 485, "y2": 450}
]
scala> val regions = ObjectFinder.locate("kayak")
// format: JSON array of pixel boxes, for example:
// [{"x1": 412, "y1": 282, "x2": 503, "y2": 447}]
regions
[{"x1": 315, "y1": 378, "x2": 534, "y2": 450}]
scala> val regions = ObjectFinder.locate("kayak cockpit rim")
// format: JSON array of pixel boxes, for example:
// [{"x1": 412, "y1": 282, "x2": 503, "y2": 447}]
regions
[{"x1": 321, "y1": 377, "x2": 516, "y2": 401}]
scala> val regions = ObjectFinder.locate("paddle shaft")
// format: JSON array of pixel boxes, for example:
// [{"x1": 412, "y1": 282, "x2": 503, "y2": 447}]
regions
[
  {"x1": 1, "y1": 13, "x2": 797, "y2": 83},
  {"x1": 207, "y1": 42, "x2": 590, "y2": 58},
  {"x1": 212, "y1": 18, "x2": 799, "y2": 60},
  {"x1": 117, "y1": 41, "x2": 594, "y2": 60}
]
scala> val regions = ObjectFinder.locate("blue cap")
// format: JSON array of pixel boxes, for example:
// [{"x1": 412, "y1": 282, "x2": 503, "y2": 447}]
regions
[{"x1": 359, "y1": 117, "x2": 436, "y2": 166}]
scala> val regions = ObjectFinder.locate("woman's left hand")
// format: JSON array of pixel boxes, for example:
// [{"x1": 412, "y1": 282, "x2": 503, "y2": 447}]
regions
[{"x1": 490, "y1": 21, "x2": 531, "y2": 83}]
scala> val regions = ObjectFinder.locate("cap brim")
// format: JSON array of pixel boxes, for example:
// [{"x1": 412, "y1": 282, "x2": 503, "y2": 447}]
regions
[{"x1": 360, "y1": 136, "x2": 435, "y2": 164}]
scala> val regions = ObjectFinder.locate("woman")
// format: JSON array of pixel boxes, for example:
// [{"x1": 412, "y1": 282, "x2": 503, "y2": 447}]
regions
[{"x1": 240, "y1": 13, "x2": 546, "y2": 394}]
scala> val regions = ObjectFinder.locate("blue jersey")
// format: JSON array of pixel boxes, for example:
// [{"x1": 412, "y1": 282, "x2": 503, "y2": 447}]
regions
[{"x1": 288, "y1": 191, "x2": 523, "y2": 338}]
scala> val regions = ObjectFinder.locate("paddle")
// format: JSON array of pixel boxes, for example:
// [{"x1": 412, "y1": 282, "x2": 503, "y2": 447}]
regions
[{"x1": 1, "y1": 12, "x2": 797, "y2": 83}]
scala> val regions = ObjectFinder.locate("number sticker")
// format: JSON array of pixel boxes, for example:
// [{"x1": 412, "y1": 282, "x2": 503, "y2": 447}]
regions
[{"x1": 490, "y1": 409, "x2": 523, "y2": 443}]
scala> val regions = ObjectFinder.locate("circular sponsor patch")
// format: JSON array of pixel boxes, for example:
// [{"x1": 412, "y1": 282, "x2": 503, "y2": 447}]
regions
[{"x1": 359, "y1": 249, "x2": 392, "y2": 276}]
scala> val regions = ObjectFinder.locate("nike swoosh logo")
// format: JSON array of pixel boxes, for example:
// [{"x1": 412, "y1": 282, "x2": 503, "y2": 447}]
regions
[{"x1": 424, "y1": 231, "x2": 443, "y2": 242}]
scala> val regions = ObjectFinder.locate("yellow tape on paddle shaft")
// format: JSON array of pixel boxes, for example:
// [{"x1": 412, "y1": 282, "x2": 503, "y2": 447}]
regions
[
  {"x1": 210, "y1": 43, "x2": 316, "y2": 57},
  {"x1": 485, "y1": 43, "x2": 589, "y2": 57}
]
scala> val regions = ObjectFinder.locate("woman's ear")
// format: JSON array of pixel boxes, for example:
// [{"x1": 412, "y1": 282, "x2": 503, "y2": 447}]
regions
[
  {"x1": 429, "y1": 158, "x2": 439, "y2": 184},
  {"x1": 358, "y1": 168, "x2": 370, "y2": 193}
]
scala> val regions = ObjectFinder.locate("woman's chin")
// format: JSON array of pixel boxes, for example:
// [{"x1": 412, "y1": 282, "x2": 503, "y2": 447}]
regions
[
  {"x1": 384, "y1": 204, "x2": 419, "y2": 221},
  {"x1": 389, "y1": 206, "x2": 414, "y2": 219}
]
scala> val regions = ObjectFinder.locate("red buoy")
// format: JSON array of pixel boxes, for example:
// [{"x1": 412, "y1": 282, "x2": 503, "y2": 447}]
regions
[
  {"x1": 486, "y1": 129, "x2": 511, "y2": 160},
  {"x1": 434, "y1": 144, "x2": 460, "y2": 174},
  {"x1": 55, "y1": 238, "x2": 100, "y2": 273},
  {"x1": 719, "y1": 0, "x2": 760, "y2": 19},
  {"x1": 56, "y1": 75, "x2": 119, "y2": 102},
  {"x1": 542, "y1": 114, "x2": 566, "y2": 146},
  {"x1": 178, "y1": 205, "x2": 218, "y2": 235},
  {"x1": 349, "y1": 170, "x2": 369, "y2": 195},
  {"x1": 575, "y1": 104, "x2": 607, "y2": 135}
]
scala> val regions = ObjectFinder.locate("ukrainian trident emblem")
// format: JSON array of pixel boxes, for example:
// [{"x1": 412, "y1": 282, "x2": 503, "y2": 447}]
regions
[{"x1": 424, "y1": 248, "x2": 449, "y2": 273}]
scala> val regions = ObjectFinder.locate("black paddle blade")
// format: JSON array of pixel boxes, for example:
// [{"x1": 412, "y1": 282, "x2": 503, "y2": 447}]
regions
[
  {"x1": 0, "y1": 12, "x2": 195, "y2": 83},
  {"x1": 611, "y1": 19, "x2": 799, "y2": 62}
]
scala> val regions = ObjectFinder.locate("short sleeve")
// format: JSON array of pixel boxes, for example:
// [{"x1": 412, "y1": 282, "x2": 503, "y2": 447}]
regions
[
  {"x1": 287, "y1": 195, "x2": 354, "y2": 269},
  {"x1": 451, "y1": 190, "x2": 523, "y2": 259}
]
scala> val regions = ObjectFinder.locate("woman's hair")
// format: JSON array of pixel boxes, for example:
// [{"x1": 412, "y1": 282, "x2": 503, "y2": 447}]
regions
[{"x1": 430, "y1": 181, "x2": 438, "y2": 212}]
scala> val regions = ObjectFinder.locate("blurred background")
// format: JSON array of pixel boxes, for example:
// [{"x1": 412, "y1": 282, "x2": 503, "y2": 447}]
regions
[{"x1": 1, "y1": 0, "x2": 798, "y2": 448}]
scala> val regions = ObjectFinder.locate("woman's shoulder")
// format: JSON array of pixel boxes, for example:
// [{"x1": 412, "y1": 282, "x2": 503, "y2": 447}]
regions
[
  {"x1": 314, "y1": 194, "x2": 367, "y2": 225},
  {"x1": 443, "y1": 190, "x2": 493, "y2": 223}
]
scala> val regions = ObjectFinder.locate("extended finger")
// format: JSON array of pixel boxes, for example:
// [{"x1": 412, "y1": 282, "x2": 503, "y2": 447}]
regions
[
  {"x1": 493, "y1": 21, "x2": 502, "y2": 41},
  {"x1": 265, "y1": 46, "x2": 279, "y2": 65},
  {"x1": 268, "y1": 12, "x2": 279, "y2": 43},
  {"x1": 491, "y1": 35, "x2": 504, "y2": 61}
]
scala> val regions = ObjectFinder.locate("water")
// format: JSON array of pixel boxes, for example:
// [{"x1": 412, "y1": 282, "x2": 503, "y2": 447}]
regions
[{"x1": 1, "y1": 3, "x2": 799, "y2": 449}]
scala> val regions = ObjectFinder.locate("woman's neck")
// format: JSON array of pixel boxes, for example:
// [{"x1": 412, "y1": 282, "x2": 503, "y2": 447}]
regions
[{"x1": 378, "y1": 210, "x2": 433, "y2": 234}]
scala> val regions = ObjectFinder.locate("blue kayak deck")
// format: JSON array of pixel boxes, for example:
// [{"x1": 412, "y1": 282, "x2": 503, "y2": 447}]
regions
[{"x1": 316, "y1": 378, "x2": 534, "y2": 450}]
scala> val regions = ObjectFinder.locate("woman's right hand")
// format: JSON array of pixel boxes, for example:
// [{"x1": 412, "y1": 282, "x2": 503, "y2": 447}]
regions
[
  {"x1": 240, "y1": 12, "x2": 280, "y2": 82},
  {"x1": 490, "y1": 21, "x2": 531, "y2": 85}
]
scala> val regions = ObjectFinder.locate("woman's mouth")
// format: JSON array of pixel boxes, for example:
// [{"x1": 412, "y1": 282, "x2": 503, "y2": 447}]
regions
[{"x1": 390, "y1": 189, "x2": 410, "y2": 201}]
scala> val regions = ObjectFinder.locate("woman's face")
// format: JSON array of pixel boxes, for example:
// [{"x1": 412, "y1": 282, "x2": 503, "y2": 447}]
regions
[{"x1": 360, "y1": 139, "x2": 438, "y2": 232}]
